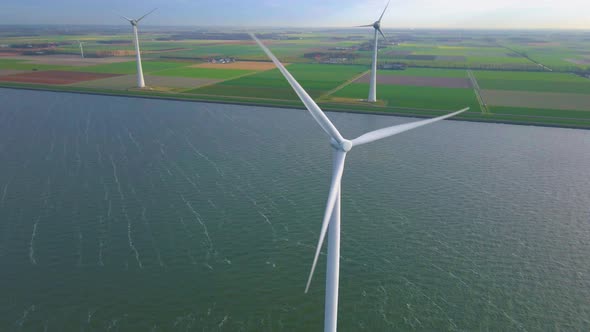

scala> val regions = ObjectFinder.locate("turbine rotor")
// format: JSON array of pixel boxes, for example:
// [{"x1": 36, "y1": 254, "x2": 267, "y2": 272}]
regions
[{"x1": 250, "y1": 32, "x2": 468, "y2": 332}]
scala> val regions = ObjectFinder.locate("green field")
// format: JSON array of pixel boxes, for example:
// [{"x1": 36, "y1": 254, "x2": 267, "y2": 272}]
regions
[
  {"x1": 189, "y1": 84, "x2": 299, "y2": 100},
  {"x1": 152, "y1": 67, "x2": 254, "y2": 79},
  {"x1": 186, "y1": 64, "x2": 368, "y2": 99},
  {"x1": 2, "y1": 27, "x2": 590, "y2": 129},
  {"x1": 377, "y1": 68, "x2": 467, "y2": 78},
  {"x1": 0, "y1": 59, "x2": 65, "y2": 71},
  {"x1": 333, "y1": 83, "x2": 481, "y2": 112},
  {"x1": 160, "y1": 45, "x2": 264, "y2": 58},
  {"x1": 473, "y1": 70, "x2": 585, "y2": 81},
  {"x1": 474, "y1": 70, "x2": 590, "y2": 93},
  {"x1": 158, "y1": 39, "x2": 361, "y2": 62},
  {"x1": 490, "y1": 106, "x2": 590, "y2": 119},
  {"x1": 478, "y1": 79, "x2": 590, "y2": 94},
  {"x1": 373, "y1": 43, "x2": 540, "y2": 69},
  {"x1": 501, "y1": 42, "x2": 590, "y2": 71}
]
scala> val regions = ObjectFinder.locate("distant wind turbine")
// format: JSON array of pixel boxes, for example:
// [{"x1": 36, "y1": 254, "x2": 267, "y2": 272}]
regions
[
  {"x1": 118, "y1": 8, "x2": 157, "y2": 88},
  {"x1": 76, "y1": 40, "x2": 85, "y2": 58},
  {"x1": 250, "y1": 33, "x2": 468, "y2": 332},
  {"x1": 356, "y1": 1, "x2": 390, "y2": 102}
]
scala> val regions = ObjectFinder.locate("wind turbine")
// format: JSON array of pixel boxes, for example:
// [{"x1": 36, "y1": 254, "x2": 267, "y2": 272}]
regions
[
  {"x1": 250, "y1": 33, "x2": 468, "y2": 332},
  {"x1": 118, "y1": 8, "x2": 157, "y2": 88},
  {"x1": 76, "y1": 40, "x2": 85, "y2": 58},
  {"x1": 357, "y1": 1, "x2": 390, "y2": 103}
]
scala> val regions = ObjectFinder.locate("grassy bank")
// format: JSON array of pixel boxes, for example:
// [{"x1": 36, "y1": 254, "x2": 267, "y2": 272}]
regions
[{"x1": 2, "y1": 82, "x2": 589, "y2": 131}]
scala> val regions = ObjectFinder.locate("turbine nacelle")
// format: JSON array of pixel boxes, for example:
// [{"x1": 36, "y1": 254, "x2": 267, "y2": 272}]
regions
[
  {"x1": 117, "y1": 8, "x2": 156, "y2": 27},
  {"x1": 373, "y1": 21, "x2": 381, "y2": 30}
]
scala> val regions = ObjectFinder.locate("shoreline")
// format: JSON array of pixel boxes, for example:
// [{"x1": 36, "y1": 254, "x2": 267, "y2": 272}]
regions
[{"x1": 1, "y1": 84, "x2": 589, "y2": 131}]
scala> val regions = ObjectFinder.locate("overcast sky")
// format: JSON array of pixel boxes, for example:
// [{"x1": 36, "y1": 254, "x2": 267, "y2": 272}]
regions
[{"x1": 1, "y1": 0, "x2": 589, "y2": 29}]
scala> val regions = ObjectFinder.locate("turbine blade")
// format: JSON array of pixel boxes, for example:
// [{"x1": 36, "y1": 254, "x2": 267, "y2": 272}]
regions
[
  {"x1": 355, "y1": 24, "x2": 374, "y2": 27},
  {"x1": 137, "y1": 8, "x2": 157, "y2": 22},
  {"x1": 250, "y1": 33, "x2": 345, "y2": 143},
  {"x1": 351, "y1": 107, "x2": 469, "y2": 147},
  {"x1": 378, "y1": 0, "x2": 390, "y2": 22},
  {"x1": 378, "y1": 28, "x2": 387, "y2": 41},
  {"x1": 114, "y1": 11, "x2": 133, "y2": 22},
  {"x1": 119, "y1": 15, "x2": 133, "y2": 22},
  {"x1": 305, "y1": 150, "x2": 347, "y2": 294}
]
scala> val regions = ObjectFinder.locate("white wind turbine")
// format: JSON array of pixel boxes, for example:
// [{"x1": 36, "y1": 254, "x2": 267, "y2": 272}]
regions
[
  {"x1": 250, "y1": 33, "x2": 468, "y2": 332},
  {"x1": 118, "y1": 8, "x2": 157, "y2": 88},
  {"x1": 76, "y1": 40, "x2": 85, "y2": 58},
  {"x1": 356, "y1": 1, "x2": 390, "y2": 102}
]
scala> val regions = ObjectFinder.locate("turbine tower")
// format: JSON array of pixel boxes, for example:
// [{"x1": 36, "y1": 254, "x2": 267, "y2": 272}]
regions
[
  {"x1": 357, "y1": 1, "x2": 390, "y2": 102},
  {"x1": 76, "y1": 40, "x2": 85, "y2": 58},
  {"x1": 251, "y1": 33, "x2": 468, "y2": 332},
  {"x1": 119, "y1": 8, "x2": 157, "y2": 88}
]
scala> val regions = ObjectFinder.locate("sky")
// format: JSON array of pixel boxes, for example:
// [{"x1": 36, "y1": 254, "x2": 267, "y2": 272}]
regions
[{"x1": 1, "y1": 0, "x2": 589, "y2": 30}]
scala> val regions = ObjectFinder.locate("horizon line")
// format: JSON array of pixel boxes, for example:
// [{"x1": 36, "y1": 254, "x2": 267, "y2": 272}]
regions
[{"x1": 1, "y1": 23, "x2": 589, "y2": 32}]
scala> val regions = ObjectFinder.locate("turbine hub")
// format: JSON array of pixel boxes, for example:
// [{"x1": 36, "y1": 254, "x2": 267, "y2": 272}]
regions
[
  {"x1": 131, "y1": 20, "x2": 138, "y2": 26},
  {"x1": 373, "y1": 21, "x2": 381, "y2": 30},
  {"x1": 331, "y1": 138, "x2": 352, "y2": 152},
  {"x1": 341, "y1": 139, "x2": 353, "y2": 152}
]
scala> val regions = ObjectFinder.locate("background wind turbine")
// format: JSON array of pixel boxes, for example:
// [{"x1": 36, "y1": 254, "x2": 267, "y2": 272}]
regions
[
  {"x1": 76, "y1": 40, "x2": 85, "y2": 58},
  {"x1": 250, "y1": 33, "x2": 468, "y2": 332},
  {"x1": 356, "y1": 1, "x2": 390, "y2": 102},
  {"x1": 118, "y1": 8, "x2": 157, "y2": 88}
]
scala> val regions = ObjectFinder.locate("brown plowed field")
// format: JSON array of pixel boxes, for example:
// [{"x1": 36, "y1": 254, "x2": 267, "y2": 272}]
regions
[
  {"x1": 355, "y1": 74, "x2": 472, "y2": 88},
  {"x1": 4, "y1": 55, "x2": 133, "y2": 66},
  {"x1": 0, "y1": 69, "x2": 27, "y2": 76},
  {"x1": 191, "y1": 61, "x2": 279, "y2": 71},
  {"x1": 481, "y1": 89, "x2": 590, "y2": 111},
  {"x1": 0, "y1": 70, "x2": 121, "y2": 85}
]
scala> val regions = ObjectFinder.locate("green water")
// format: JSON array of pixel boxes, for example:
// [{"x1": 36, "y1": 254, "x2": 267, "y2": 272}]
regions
[{"x1": 0, "y1": 88, "x2": 589, "y2": 331}]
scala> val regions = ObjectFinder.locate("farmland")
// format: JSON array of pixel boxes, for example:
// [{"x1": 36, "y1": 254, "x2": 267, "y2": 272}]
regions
[
  {"x1": 481, "y1": 90, "x2": 590, "y2": 111},
  {"x1": 474, "y1": 70, "x2": 590, "y2": 94},
  {"x1": 67, "y1": 60, "x2": 187, "y2": 74},
  {"x1": 0, "y1": 26, "x2": 589, "y2": 129},
  {"x1": 376, "y1": 68, "x2": 468, "y2": 78},
  {"x1": 152, "y1": 67, "x2": 254, "y2": 79},
  {"x1": 332, "y1": 83, "x2": 481, "y2": 112},
  {"x1": 69, "y1": 75, "x2": 220, "y2": 91},
  {"x1": 0, "y1": 59, "x2": 66, "y2": 71},
  {"x1": 355, "y1": 74, "x2": 472, "y2": 88},
  {"x1": 0, "y1": 70, "x2": 120, "y2": 85},
  {"x1": 188, "y1": 64, "x2": 368, "y2": 100}
]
